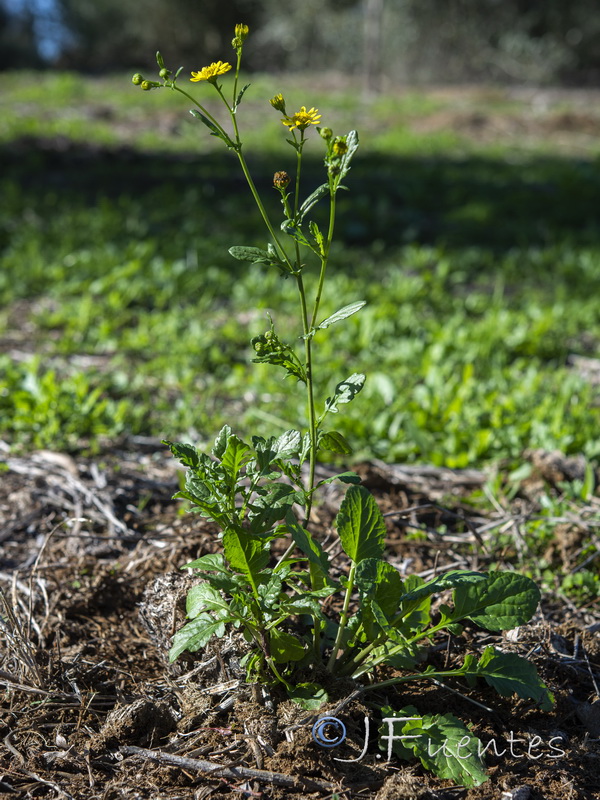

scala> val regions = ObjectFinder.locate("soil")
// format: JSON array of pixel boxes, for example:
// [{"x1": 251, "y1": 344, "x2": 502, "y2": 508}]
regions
[{"x1": 1, "y1": 443, "x2": 599, "y2": 799}]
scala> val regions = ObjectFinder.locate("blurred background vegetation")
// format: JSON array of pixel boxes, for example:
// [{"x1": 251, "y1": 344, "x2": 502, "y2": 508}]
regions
[
  {"x1": 1, "y1": 0, "x2": 599, "y2": 469},
  {"x1": 2, "y1": 0, "x2": 600, "y2": 86}
]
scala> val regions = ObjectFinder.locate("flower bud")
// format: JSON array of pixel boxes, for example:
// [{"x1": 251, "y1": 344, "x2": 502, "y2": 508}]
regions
[
  {"x1": 273, "y1": 171, "x2": 290, "y2": 189},
  {"x1": 232, "y1": 23, "x2": 249, "y2": 49},
  {"x1": 132, "y1": 73, "x2": 144, "y2": 85},
  {"x1": 159, "y1": 68, "x2": 170, "y2": 79},
  {"x1": 141, "y1": 81, "x2": 152, "y2": 91},
  {"x1": 319, "y1": 127, "x2": 333, "y2": 140},
  {"x1": 269, "y1": 93, "x2": 286, "y2": 114}
]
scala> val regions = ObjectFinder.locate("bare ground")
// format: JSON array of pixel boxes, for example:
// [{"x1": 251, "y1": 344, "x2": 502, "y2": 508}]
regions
[{"x1": 1, "y1": 444, "x2": 599, "y2": 799}]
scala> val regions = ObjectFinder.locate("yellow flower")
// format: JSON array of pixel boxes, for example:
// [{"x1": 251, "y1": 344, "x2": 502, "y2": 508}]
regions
[
  {"x1": 281, "y1": 106, "x2": 322, "y2": 131},
  {"x1": 190, "y1": 61, "x2": 232, "y2": 83},
  {"x1": 333, "y1": 137, "x2": 348, "y2": 156}
]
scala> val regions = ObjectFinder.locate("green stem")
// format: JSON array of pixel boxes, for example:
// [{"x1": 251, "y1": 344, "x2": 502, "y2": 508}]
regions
[
  {"x1": 327, "y1": 562, "x2": 357, "y2": 671},
  {"x1": 172, "y1": 85, "x2": 228, "y2": 138},
  {"x1": 360, "y1": 666, "x2": 468, "y2": 693},
  {"x1": 346, "y1": 617, "x2": 453, "y2": 679},
  {"x1": 310, "y1": 185, "x2": 337, "y2": 330}
]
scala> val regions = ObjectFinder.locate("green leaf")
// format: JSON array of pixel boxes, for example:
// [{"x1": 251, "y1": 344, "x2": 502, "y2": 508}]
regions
[
  {"x1": 248, "y1": 484, "x2": 301, "y2": 532},
  {"x1": 223, "y1": 529, "x2": 269, "y2": 582},
  {"x1": 379, "y1": 706, "x2": 488, "y2": 787},
  {"x1": 273, "y1": 429, "x2": 302, "y2": 459},
  {"x1": 258, "y1": 570, "x2": 282, "y2": 608},
  {"x1": 320, "y1": 430, "x2": 353, "y2": 455},
  {"x1": 452, "y1": 571, "x2": 541, "y2": 630},
  {"x1": 316, "y1": 471, "x2": 362, "y2": 487},
  {"x1": 181, "y1": 553, "x2": 227, "y2": 572},
  {"x1": 228, "y1": 245, "x2": 271, "y2": 264},
  {"x1": 285, "y1": 511, "x2": 331, "y2": 587},
  {"x1": 287, "y1": 682, "x2": 328, "y2": 709},
  {"x1": 169, "y1": 613, "x2": 229, "y2": 661},
  {"x1": 355, "y1": 558, "x2": 404, "y2": 618},
  {"x1": 220, "y1": 434, "x2": 251, "y2": 483},
  {"x1": 336, "y1": 485, "x2": 386, "y2": 564},
  {"x1": 398, "y1": 570, "x2": 487, "y2": 607},
  {"x1": 212, "y1": 426, "x2": 232, "y2": 459},
  {"x1": 189, "y1": 109, "x2": 234, "y2": 146},
  {"x1": 163, "y1": 440, "x2": 199, "y2": 468},
  {"x1": 186, "y1": 583, "x2": 231, "y2": 619},
  {"x1": 299, "y1": 183, "x2": 329, "y2": 219},
  {"x1": 468, "y1": 646, "x2": 554, "y2": 711},
  {"x1": 318, "y1": 301, "x2": 366, "y2": 330},
  {"x1": 235, "y1": 82, "x2": 251, "y2": 108},
  {"x1": 325, "y1": 373, "x2": 366, "y2": 415},
  {"x1": 337, "y1": 129, "x2": 359, "y2": 183},
  {"x1": 309, "y1": 221, "x2": 325, "y2": 255},
  {"x1": 269, "y1": 629, "x2": 305, "y2": 663}
]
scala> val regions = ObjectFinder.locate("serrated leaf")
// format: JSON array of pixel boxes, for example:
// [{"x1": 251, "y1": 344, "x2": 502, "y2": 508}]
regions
[
  {"x1": 336, "y1": 485, "x2": 386, "y2": 564},
  {"x1": 273, "y1": 429, "x2": 302, "y2": 459},
  {"x1": 325, "y1": 373, "x2": 366, "y2": 414},
  {"x1": 248, "y1": 484, "x2": 301, "y2": 532},
  {"x1": 186, "y1": 583, "x2": 230, "y2": 619},
  {"x1": 258, "y1": 571, "x2": 282, "y2": 608},
  {"x1": 163, "y1": 440, "x2": 199, "y2": 468},
  {"x1": 468, "y1": 646, "x2": 554, "y2": 710},
  {"x1": 269, "y1": 629, "x2": 305, "y2": 663},
  {"x1": 318, "y1": 301, "x2": 366, "y2": 330},
  {"x1": 220, "y1": 434, "x2": 251, "y2": 483},
  {"x1": 212, "y1": 426, "x2": 232, "y2": 459},
  {"x1": 320, "y1": 430, "x2": 353, "y2": 455},
  {"x1": 223, "y1": 529, "x2": 269, "y2": 581},
  {"x1": 452, "y1": 571, "x2": 541, "y2": 630},
  {"x1": 379, "y1": 706, "x2": 488, "y2": 787},
  {"x1": 169, "y1": 613, "x2": 229, "y2": 661}
]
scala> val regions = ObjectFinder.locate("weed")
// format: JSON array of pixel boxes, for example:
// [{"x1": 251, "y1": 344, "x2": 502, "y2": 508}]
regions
[{"x1": 132, "y1": 28, "x2": 553, "y2": 786}]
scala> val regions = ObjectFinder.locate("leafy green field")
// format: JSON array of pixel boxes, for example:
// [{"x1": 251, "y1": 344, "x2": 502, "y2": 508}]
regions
[{"x1": 1, "y1": 72, "x2": 600, "y2": 468}]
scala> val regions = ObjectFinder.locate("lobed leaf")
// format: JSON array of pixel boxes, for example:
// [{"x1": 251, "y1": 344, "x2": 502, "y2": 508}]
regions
[
  {"x1": 325, "y1": 373, "x2": 366, "y2": 415},
  {"x1": 169, "y1": 613, "x2": 229, "y2": 661}
]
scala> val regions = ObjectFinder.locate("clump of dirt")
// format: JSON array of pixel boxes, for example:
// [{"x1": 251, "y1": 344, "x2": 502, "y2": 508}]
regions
[{"x1": 1, "y1": 446, "x2": 599, "y2": 799}]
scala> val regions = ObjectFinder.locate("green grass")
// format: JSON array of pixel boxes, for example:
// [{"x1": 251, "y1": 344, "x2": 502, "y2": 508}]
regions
[{"x1": 1, "y1": 73, "x2": 599, "y2": 469}]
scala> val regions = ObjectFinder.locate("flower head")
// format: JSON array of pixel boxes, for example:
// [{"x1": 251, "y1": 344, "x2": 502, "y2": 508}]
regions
[
  {"x1": 190, "y1": 61, "x2": 232, "y2": 84},
  {"x1": 269, "y1": 93, "x2": 287, "y2": 114},
  {"x1": 281, "y1": 106, "x2": 322, "y2": 131},
  {"x1": 273, "y1": 171, "x2": 290, "y2": 189},
  {"x1": 232, "y1": 23, "x2": 249, "y2": 49},
  {"x1": 332, "y1": 136, "x2": 348, "y2": 156}
]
